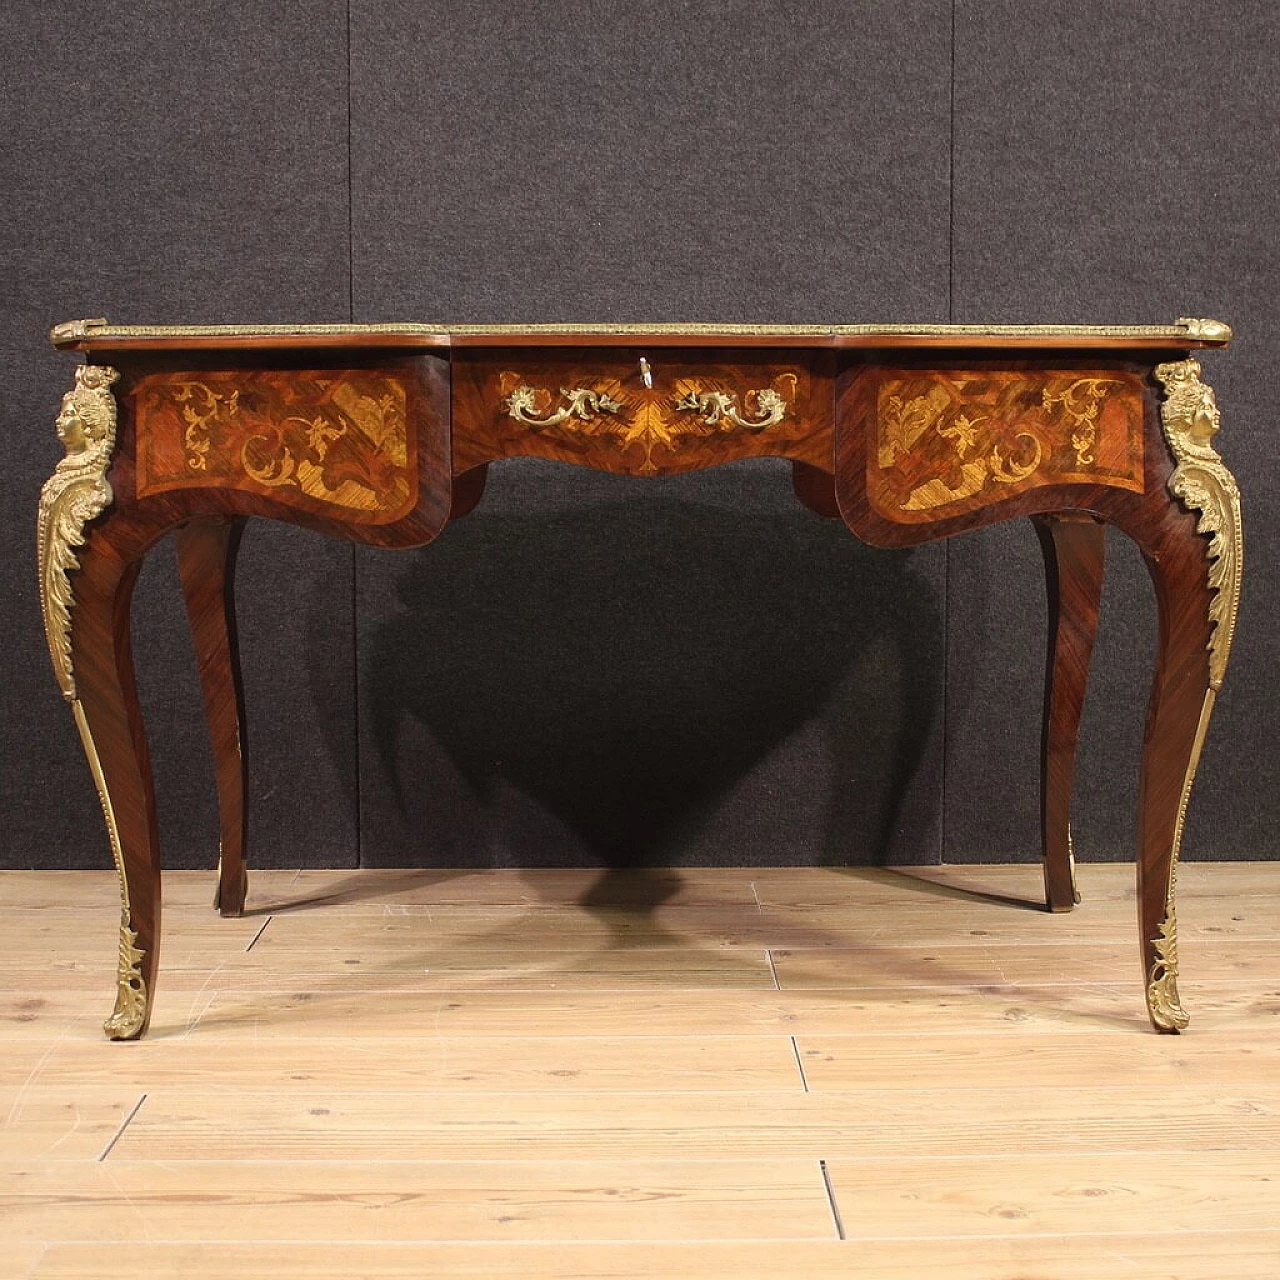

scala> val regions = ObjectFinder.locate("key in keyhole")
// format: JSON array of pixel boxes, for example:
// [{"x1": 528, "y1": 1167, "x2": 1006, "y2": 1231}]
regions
[{"x1": 639, "y1": 357, "x2": 653, "y2": 388}]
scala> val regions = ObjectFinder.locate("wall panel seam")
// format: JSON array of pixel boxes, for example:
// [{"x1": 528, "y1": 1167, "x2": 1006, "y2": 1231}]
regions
[
  {"x1": 346, "y1": 1, "x2": 363, "y2": 868},
  {"x1": 940, "y1": 0, "x2": 957, "y2": 864}
]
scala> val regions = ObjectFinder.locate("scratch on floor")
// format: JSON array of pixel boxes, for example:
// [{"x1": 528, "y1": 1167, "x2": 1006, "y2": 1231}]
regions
[
  {"x1": 42, "y1": 1103, "x2": 83, "y2": 1157},
  {"x1": 3, "y1": 1038, "x2": 62, "y2": 1129},
  {"x1": 1104, "y1": 1249, "x2": 1142, "y2": 1270},
  {"x1": 182, "y1": 959, "x2": 229, "y2": 1034},
  {"x1": 98, "y1": 1162, "x2": 151, "y2": 1237}
]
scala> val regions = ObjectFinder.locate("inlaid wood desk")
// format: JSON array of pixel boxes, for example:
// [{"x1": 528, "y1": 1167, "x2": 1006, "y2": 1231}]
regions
[{"x1": 39, "y1": 318, "x2": 1242, "y2": 1039}]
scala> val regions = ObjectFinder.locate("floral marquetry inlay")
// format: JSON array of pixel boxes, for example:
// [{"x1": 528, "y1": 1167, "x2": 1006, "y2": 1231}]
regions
[
  {"x1": 134, "y1": 371, "x2": 418, "y2": 523},
  {"x1": 870, "y1": 369, "x2": 1145, "y2": 522}
]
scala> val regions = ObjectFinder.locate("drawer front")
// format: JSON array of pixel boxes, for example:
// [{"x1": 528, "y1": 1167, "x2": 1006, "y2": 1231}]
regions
[
  {"x1": 453, "y1": 349, "x2": 832, "y2": 475},
  {"x1": 857, "y1": 366, "x2": 1147, "y2": 524},
  {"x1": 131, "y1": 366, "x2": 430, "y2": 524}
]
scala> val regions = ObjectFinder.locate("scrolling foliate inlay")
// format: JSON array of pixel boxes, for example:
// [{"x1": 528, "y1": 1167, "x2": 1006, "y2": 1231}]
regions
[
  {"x1": 870, "y1": 370, "x2": 1145, "y2": 522},
  {"x1": 497, "y1": 370, "x2": 799, "y2": 474},
  {"x1": 135, "y1": 371, "x2": 416, "y2": 523},
  {"x1": 1041, "y1": 378, "x2": 1116, "y2": 467},
  {"x1": 1142, "y1": 358, "x2": 1243, "y2": 1033}
]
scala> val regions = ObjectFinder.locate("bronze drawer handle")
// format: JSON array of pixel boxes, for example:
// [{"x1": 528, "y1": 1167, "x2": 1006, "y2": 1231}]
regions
[
  {"x1": 672, "y1": 384, "x2": 790, "y2": 431},
  {"x1": 503, "y1": 384, "x2": 624, "y2": 428}
]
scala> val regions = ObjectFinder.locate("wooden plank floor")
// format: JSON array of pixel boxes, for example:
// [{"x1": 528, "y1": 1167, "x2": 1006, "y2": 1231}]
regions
[{"x1": 1, "y1": 863, "x2": 1278, "y2": 1279}]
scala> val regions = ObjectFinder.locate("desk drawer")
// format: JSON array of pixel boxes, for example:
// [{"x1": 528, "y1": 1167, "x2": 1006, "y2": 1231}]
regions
[
  {"x1": 130, "y1": 362, "x2": 442, "y2": 525},
  {"x1": 452, "y1": 349, "x2": 832, "y2": 475},
  {"x1": 123, "y1": 355, "x2": 453, "y2": 545},
  {"x1": 836, "y1": 362, "x2": 1149, "y2": 543}
]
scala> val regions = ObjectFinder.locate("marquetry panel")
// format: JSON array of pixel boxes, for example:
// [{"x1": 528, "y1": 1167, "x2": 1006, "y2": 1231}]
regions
[
  {"x1": 452, "y1": 350, "x2": 833, "y2": 475},
  {"x1": 864, "y1": 368, "x2": 1145, "y2": 523},
  {"x1": 132, "y1": 369, "x2": 419, "y2": 523}
]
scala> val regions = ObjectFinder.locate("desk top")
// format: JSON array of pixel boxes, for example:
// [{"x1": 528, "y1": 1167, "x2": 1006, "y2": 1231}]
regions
[{"x1": 50, "y1": 317, "x2": 1232, "y2": 352}]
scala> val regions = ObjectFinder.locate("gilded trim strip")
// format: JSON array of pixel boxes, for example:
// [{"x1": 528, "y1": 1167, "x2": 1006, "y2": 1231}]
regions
[
  {"x1": 1145, "y1": 358, "x2": 1243, "y2": 1032},
  {"x1": 37, "y1": 364, "x2": 148, "y2": 1039},
  {"x1": 73, "y1": 701, "x2": 148, "y2": 1040},
  {"x1": 50, "y1": 317, "x2": 1234, "y2": 347}
]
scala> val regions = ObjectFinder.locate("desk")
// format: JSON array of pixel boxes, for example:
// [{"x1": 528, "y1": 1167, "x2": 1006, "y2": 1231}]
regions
[{"x1": 38, "y1": 318, "x2": 1242, "y2": 1039}]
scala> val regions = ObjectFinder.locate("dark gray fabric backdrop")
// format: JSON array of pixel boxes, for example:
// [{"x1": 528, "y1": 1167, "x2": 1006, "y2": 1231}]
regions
[{"x1": 1, "y1": 2, "x2": 1274, "y2": 873}]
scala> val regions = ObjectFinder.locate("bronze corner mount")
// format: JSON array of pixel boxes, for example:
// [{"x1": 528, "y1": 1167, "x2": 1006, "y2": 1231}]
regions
[
  {"x1": 1177, "y1": 317, "x2": 1232, "y2": 344},
  {"x1": 49, "y1": 317, "x2": 109, "y2": 346}
]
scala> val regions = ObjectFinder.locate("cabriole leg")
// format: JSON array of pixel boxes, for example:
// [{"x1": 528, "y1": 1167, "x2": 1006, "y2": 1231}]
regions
[
  {"x1": 69, "y1": 551, "x2": 161, "y2": 1038},
  {"x1": 175, "y1": 518, "x2": 249, "y2": 917},
  {"x1": 1138, "y1": 530, "x2": 1216, "y2": 1032},
  {"x1": 39, "y1": 363, "x2": 161, "y2": 1039},
  {"x1": 1033, "y1": 515, "x2": 1106, "y2": 912}
]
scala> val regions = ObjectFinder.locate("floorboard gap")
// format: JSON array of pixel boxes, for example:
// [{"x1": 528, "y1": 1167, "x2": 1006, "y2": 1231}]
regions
[
  {"x1": 245, "y1": 916, "x2": 274, "y2": 952},
  {"x1": 820, "y1": 1158, "x2": 845, "y2": 1240},
  {"x1": 98, "y1": 1093, "x2": 147, "y2": 1162},
  {"x1": 791, "y1": 1035, "x2": 810, "y2": 1092}
]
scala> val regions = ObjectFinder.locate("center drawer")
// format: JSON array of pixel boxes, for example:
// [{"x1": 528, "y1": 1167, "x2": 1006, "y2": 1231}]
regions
[{"x1": 451, "y1": 348, "x2": 833, "y2": 475}]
